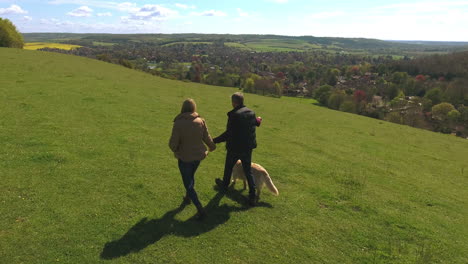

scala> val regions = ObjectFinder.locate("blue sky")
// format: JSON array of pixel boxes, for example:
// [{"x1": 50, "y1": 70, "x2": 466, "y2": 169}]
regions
[{"x1": 1, "y1": 0, "x2": 467, "y2": 41}]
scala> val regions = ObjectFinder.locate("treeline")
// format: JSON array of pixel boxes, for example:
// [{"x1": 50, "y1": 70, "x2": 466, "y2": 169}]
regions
[{"x1": 391, "y1": 51, "x2": 468, "y2": 80}]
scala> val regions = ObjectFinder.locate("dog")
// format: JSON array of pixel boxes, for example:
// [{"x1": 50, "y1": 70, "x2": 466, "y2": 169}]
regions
[{"x1": 231, "y1": 160, "x2": 279, "y2": 200}]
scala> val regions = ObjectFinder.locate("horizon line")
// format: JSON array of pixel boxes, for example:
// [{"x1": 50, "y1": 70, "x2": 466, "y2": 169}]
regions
[{"x1": 19, "y1": 32, "x2": 468, "y2": 43}]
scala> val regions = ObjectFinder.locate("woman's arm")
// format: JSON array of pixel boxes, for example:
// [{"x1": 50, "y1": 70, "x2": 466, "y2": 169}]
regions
[
  {"x1": 202, "y1": 120, "x2": 216, "y2": 152},
  {"x1": 168, "y1": 122, "x2": 180, "y2": 153}
]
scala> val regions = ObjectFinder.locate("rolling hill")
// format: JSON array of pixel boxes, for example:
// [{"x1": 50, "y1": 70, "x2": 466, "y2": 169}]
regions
[
  {"x1": 1, "y1": 47, "x2": 467, "y2": 264},
  {"x1": 22, "y1": 33, "x2": 468, "y2": 54}
]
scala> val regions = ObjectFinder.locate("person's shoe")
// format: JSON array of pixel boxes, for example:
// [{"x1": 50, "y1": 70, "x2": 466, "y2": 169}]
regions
[
  {"x1": 195, "y1": 205, "x2": 207, "y2": 221},
  {"x1": 215, "y1": 178, "x2": 228, "y2": 192},
  {"x1": 248, "y1": 196, "x2": 256, "y2": 207},
  {"x1": 182, "y1": 195, "x2": 191, "y2": 205}
]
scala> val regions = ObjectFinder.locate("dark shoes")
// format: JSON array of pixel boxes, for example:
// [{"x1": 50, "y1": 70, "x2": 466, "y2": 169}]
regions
[
  {"x1": 248, "y1": 196, "x2": 257, "y2": 207},
  {"x1": 182, "y1": 195, "x2": 191, "y2": 205},
  {"x1": 195, "y1": 205, "x2": 207, "y2": 221},
  {"x1": 195, "y1": 209, "x2": 207, "y2": 221},
  {"x1": 215, "y1": 178, "x2": 228, "y2": 192}
]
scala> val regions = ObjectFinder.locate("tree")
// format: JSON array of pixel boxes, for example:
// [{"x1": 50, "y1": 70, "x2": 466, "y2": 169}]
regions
[
  {"x1": 353, "y1": 90, "x2": 367, "y2": 103},
  {"x1": 383, "y1": 83, "x2": 399, "y2": 100},
  {"x1": 415, "y1": 74, "x2": 426, "y2": 82},
  {"x1": 447, "y1": 110, "x2": 461, "y2": 122},
  {"x1": 314, "y1": 85, "x2": 332, "y2": 106},
  {"x1": 391, "y1": 72, "x2": 409, "y2": 85},
  {"x1": 458, "y1": 105, "x2": 468, "y2": 124},
  {"x1": 274, "y1": 81, "x2": 282, "y2": 97},
  {"x1": 432, "y1": 102, "x2": 455, "y2": 121},
  {"x1": 328, "y1": 91, "x2": 345, "y2": 110},
  {"x1": 325, "y1": 68, "x2": 340, "y2": 86},
  {"x1": 243, "y1": 78, "x2": 255, "y2": 92},
  {"x1": 446, "y1": 79, "x2": 468, "y2": 105},
  {"x1": 0, "y1": 18, "x2": 24, "y2": 48},
  {"x1": 425, "y1": 88, "x2": 443, "y2": 106},
  {"x1": 276, "y1": 72, "x2": 285, "y2": 79},
  {"x1": 339, "y1": 99, "x2": 356, "y2": 113},
  {"x1": 254, "y1": 79, "x2": 274, "y2": 96},
  {"x1": 118, "y1": 58, "x2": 134, "y2": 69}
]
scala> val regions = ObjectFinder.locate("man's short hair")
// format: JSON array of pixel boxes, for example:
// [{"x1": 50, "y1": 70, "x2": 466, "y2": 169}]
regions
[{"x1": 231, "y1": 92, "x2": 244, "y2": 105}]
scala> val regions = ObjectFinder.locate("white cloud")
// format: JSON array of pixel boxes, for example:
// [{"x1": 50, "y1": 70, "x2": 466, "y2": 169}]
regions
[
  {"x1": 23, "y1": 16, "x2": 33, "y2": 21},
  {"x1": 117, "y1": 2, "x2": 138, "y2": 13},
  {"x1": 48, "y1": 0, "x2": 138, "y2": 12},
  {"x1": 97, "y1": 12, "x2": 112, "y2": 17},
  {"x1": 175, "y1": 3, "x2": 196, "y2": 9},
  {"x1": 28, "y1": 17, "x2": 168, "y2": 34},
  {"x1": 67, "y1": 6, "x2": 93, "y2": 17},
  {"x1": 237, "y1": 8, "x2": 248, "y2": 17},
  {"x1": 0, "y1": 4, "x2": 27, "y2": 15},
  {"x1": 191, "y1": 10, "x2": 227, "y2": 17},
  {"x1": 129, "y1": 4, "x2": 178, "y2": 21}
]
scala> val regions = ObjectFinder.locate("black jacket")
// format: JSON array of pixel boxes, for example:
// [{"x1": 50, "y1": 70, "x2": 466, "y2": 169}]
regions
[{"x1": 214, "y1": 105, "x2": 259, "y2": 152}]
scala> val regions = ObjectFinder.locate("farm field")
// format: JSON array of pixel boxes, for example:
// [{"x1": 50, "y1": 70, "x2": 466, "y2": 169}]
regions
[
  {"x1": 1, "y1": 48, "x2": 467, "y2": 264},
  {"x1": 24, "y1": 42, "x2": 82, "y2": 51}
]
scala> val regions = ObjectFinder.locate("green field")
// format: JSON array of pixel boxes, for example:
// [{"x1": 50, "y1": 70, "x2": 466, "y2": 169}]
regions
[
  {"x1": 162, "y1": 41, "x2": 212, "y2": 47},
  {"x1": 24, "y1": 42, "x2": 82, "y2": 51},
  {"x1": 92, "y1": 42, "x2": 116, "y2": 47},
  {"x1": 243, "y1": 39, "x2": 323, "y2": 52},
  {"x1": 1, "y1": 48, "x2": 468, "y2": 263}
]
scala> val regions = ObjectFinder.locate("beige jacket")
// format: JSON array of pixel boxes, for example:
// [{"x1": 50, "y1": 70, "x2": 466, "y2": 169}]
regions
[{"x1": 169, "y1": 112, "x2": 216, "y2": 162}]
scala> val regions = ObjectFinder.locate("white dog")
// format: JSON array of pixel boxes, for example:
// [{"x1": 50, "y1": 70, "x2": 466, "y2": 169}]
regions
[{"x1": 231, "y1": 160, "x2": 279, "y2": 200}]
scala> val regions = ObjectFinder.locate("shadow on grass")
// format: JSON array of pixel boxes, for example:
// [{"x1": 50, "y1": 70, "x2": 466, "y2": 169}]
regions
[{"x1": 100, "y1": 187, "x2": 272, "y2": 260}]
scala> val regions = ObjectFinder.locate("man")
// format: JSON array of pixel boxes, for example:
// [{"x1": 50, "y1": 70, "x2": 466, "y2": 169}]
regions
[{"x1": 214, "y1": 92, "x2": 262, "y2": 206}]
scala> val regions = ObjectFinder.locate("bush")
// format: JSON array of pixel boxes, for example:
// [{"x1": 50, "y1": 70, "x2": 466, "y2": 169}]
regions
[
  {"x1": 339, "y1": 99, "x2": 356, "y2": 113},
  {"x1": 314, "y1": 85, "x2": 332, "y2": 106},
  {"x1": 328, "y1": 91, "x2": 345, "y2": 110},
  {"x1": 118, "y1": 58, "x2": 134, "y2": 69},
  {"x1": 432, "y1": 102, "x2": 455, "y2": 121},
  {"x1": 353, "y1": 90, "x2": 367, "y2": 103},
  {"x1": 458, "y1": 105, "x2": 468, "y2": 124},
  {"x1": 0, "y1": 18, "x2": 24, "y2": 48},
  {"x1": 386, "y1": 112, "x2": 403, "y2": 124},
  {"x1": 447, "y1": 110, "x2": 461, "y2": 122},
  {"x1": 425, "y1": 88, "x2": 443, "y2": 106}
]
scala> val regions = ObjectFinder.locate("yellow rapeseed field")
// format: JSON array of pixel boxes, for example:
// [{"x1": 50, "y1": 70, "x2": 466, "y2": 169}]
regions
[{"x1": 24, "y1": 42, "x2": 81, "y2": 50}]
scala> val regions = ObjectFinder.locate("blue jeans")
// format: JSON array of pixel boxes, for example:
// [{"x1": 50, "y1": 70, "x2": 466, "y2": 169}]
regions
[{"x1": 178, "y1": 159, "x2": 201, "y2": 207}]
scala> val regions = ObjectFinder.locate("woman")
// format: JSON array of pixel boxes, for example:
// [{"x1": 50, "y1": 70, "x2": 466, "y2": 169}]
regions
[{"x1": 169, "y1": 98, "x2": 216, "y2": 220}]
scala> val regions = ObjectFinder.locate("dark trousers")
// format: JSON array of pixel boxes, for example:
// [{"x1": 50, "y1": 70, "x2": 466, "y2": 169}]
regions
[
  {"x1": 178, "y1": 159, "x2": 201, "y2": 207},
  {"x1": 222, "y1": 150, "x2": 256, "y2": 199}
]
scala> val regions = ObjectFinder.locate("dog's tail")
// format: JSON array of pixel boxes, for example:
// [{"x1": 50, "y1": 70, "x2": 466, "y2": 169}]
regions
[{"x1": 264, "y1": 172, "x2": 279, "y2": 196}]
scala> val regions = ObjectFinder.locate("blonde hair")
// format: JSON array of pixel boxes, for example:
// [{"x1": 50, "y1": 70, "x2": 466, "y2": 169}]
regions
[{"x1": 181, "y1": 98, "x2": 197, "y2": 113}]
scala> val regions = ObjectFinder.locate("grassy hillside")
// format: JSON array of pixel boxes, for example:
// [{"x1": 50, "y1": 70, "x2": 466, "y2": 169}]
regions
[{"x1": 1, "y1": 48, "x2": 467, "y2": 264}]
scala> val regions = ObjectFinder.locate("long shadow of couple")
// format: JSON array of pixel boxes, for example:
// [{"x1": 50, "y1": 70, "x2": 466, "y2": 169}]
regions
[{"x1": 100, "y1": 186, "x2": 272, "y2": 259}]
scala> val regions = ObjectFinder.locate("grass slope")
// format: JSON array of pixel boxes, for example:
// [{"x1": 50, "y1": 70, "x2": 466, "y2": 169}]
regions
[{"x1": 1, "y1": 48, "x2": 467, "y2": 264}]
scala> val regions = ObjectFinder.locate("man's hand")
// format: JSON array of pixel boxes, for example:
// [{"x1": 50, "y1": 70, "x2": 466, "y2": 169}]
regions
[{"x1": 256, "y1": 116, "x2": 262, "y2": 127}]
